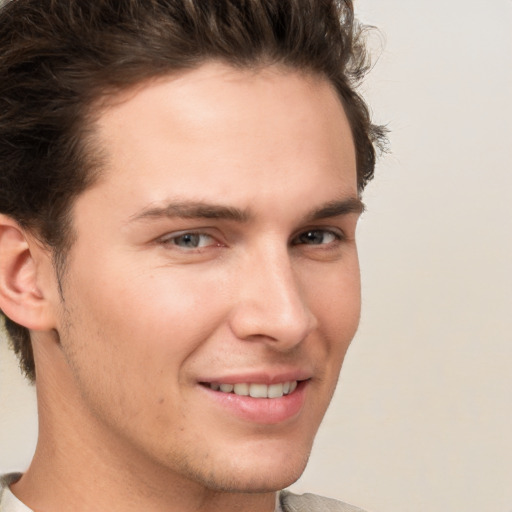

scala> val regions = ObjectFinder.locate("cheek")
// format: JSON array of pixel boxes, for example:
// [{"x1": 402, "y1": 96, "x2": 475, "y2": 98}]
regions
[
  {"x1": 69, "y1": 262, "x2": 230, "y2": 368},
  {"x1": 304, "y1": 259, "x2": 361, "y2": 361},
  {"x1": 323, "y1": 281, "x2": 361, "y2": 338},
  {"x1": 307, "y1": 257, "x2": 361, "y2": 322}
]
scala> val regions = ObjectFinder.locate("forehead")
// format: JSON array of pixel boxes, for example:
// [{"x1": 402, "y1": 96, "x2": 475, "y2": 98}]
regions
[{"x1": 82, "y1": 63, "x2": 356, "y2": 221}]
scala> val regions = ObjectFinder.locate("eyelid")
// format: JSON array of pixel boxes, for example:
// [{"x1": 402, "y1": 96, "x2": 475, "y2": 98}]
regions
[
  {"x1": 157, "y1": 229, "x2": 223, "y2": 249},
  {"x1": 290, "y1": 226, "x2": 346, "y2": 246}
]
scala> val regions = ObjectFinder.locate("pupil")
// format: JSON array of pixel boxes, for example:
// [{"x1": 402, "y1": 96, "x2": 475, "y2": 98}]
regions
[
  {"x1": 304, "y1": 231, "x2": 322, "y2": 244},
  {"x1": 180, "y1": 234, "x2": 199, "y2": 247}
]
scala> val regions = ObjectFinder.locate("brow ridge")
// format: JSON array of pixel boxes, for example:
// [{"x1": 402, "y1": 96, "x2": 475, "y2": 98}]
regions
[
  {"x1": 131, "y1": 202, "x2": 250, "y2": 223},
  {"x1": 307, "y1": 197, "x2": 365, "y2": 221},
  {"x1": 130, "y1": 197, "x2": 364, "y2": 224}
]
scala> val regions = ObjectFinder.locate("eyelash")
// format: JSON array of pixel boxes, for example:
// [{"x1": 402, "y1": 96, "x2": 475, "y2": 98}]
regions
[
  {"x1": 159, "y1": 231, "x2": 220, "y2": 250},
  {"x1": 290, "y1": 228, "x2": 344, "y2": 247},
  {"x1": 159, "y1": 228, "x2": 345, "y2": 251}
]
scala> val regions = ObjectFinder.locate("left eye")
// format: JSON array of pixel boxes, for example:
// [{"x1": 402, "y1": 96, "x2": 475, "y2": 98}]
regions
[
  {"x1": 292, "y1": 229, "x2": 340, "y2": 245},
  {"x1": 165, "y1": 232, "x2": 216, "y2": 249}
]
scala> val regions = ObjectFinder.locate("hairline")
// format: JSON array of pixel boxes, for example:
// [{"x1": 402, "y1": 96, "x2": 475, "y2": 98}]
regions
[{"x1": 46, "y1": 59, "x2": 356, "y2": 281}]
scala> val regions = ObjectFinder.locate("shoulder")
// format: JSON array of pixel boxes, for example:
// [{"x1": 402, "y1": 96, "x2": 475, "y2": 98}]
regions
[
  {"x1": 0, "y1": 474, "x2": 20, "y2": 495},
  {"x1": 279, "y1": 490, "x2": 369, "y2": 512},
  {"x1": 0, "y1": 474, "x2": 23, "y2": 511}
]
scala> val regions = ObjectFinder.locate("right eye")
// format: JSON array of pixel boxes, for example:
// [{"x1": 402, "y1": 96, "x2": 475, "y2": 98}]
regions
[{"x1": 160, "y1": 232, "x2": 218, "y2": 250}]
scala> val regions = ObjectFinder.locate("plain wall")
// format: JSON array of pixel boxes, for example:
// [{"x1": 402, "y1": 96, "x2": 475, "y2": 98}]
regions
[{"x1": 1, "y1": 1, "x2": 511, "y2": 511}]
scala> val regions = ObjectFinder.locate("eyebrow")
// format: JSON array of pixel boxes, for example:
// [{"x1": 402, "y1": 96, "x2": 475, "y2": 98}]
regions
[
  {"x1": 307, "y1": 197, "x2": 365, "y2": 221},
  {"x1": 130, "y1": 202, "x2": 250, "y2": 223},
  {"x1": 130, "y1": 197, "x2": 364, "y2": 224}
]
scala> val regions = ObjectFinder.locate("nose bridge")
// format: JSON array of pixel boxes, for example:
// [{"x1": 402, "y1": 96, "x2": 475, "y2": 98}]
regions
[{"x1": 229, "y1": 240, "x2": 317, "y2": 348}]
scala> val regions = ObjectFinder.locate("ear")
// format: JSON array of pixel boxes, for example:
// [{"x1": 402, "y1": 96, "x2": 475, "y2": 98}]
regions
[{"x1": 0, "y1": 214, "x2": 57, "y2": 331}]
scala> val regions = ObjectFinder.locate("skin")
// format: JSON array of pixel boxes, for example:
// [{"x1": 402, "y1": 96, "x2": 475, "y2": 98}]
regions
[{"x1": 4, "y1": 63, "x2": 362, "y2": 512}]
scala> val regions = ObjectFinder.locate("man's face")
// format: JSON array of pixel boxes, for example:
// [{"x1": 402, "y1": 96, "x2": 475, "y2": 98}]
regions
[{"x1": 49, "y1": 63, "x2": 361, "y2": 493}]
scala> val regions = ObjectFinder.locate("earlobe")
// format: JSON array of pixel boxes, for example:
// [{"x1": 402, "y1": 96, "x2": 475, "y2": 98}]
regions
[{"x1": 0, "y1": 215, "x2": 56, "y2": 331}]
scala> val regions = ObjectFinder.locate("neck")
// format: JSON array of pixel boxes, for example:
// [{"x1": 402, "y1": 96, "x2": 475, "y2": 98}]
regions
[{"x1": 12, "y1": 364, "x2": 277, "y2": 512}]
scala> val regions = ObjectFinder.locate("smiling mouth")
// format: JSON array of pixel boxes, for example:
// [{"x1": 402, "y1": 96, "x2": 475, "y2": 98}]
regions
[{"x1": 202, "y1": 381, "x2": 299, "y2": 399}]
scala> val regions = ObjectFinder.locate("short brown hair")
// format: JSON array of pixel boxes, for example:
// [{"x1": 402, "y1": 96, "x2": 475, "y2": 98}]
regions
[{"x1": 0, "y1": 0, "x2": 387, "y2": 381}]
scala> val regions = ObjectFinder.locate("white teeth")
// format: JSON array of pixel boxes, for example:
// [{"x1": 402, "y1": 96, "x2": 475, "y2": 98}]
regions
[
  {"x1": 233, "y1": 383, "x2": 249, "y2": 396},
  {"x1": 268, "y1": 383, "x2": 284, "y2": 398},
  {"x1": 249, "y1": 383, "x2": 268, "y2": 398},
  {"x1": 208, "y1": 380, "x2": 298, "y2": 398}
]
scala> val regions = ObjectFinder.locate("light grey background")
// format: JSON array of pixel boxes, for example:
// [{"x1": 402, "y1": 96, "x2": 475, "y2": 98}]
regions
[{"x1": 1, "y1": 1, "x2": 511, "y2": 511}]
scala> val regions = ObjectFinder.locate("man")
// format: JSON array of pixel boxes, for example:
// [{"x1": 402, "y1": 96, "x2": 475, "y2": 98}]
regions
[{"x1": 0, "y1": 0, "x2": 386, "y2": 511}]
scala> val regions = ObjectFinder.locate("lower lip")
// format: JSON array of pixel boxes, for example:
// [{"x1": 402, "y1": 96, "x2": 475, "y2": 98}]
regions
[{"x1": 199, "y1": 381, "x2": 308, "y2": 425}]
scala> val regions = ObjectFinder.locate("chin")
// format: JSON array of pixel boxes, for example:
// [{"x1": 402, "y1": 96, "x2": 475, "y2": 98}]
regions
[
  {"x1": 200, "y1": 464, "x2": 309, "y2": 494},
  {"x1": 194, "y1": 442, "x2": 312, "y2": 494}
]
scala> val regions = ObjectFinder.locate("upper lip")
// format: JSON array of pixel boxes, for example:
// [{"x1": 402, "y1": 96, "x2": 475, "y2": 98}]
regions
[{"x1": 198, "y1": 368, "x2": 313, "y2": 385}]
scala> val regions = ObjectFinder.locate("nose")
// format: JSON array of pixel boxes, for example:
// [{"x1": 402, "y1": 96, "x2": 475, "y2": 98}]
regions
[{"x1": 228, "y1": 244, "x2": 318, "y2": 350}]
